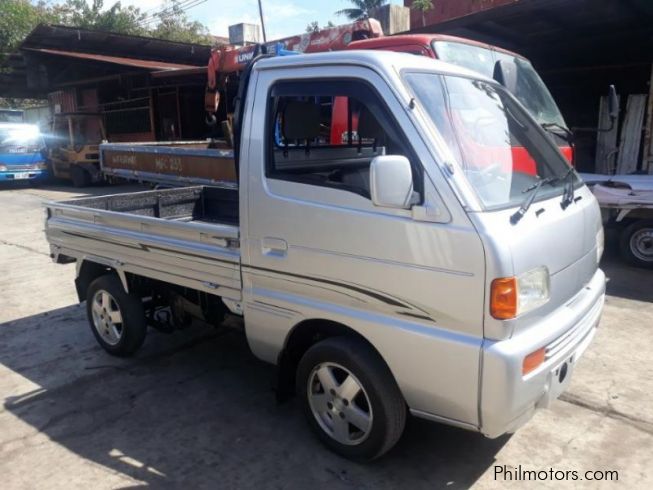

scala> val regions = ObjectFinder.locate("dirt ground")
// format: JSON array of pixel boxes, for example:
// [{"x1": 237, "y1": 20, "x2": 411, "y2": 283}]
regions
[{"x1": 0, "y1": 182, "x2": 652, "y2": 489}]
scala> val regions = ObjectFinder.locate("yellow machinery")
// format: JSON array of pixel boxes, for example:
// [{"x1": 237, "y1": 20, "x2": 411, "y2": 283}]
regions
[{"x1": 48, "y1": 113, "x2": 106, "y2": 187}]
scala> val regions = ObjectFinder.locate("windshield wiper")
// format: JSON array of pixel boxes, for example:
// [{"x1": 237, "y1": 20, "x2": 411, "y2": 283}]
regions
[
  {"x1": 559, "y1": 166, "x2": 576, "y2": 210},
  {"x1": 510, "y1": 177, "x2": 555, "y2": 225},
  {"x1": 541, "y1": 122, "x2": 573, "y2": 142},
  {"x1": 510, "y1": 166, "x2": 575, "y2": 224}
]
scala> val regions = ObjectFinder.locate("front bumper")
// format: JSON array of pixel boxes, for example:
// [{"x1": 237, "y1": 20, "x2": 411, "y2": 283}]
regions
[
  {"x1": 0, "y1": 169, "x2": 50, "y2": 182},
  {"x1": 480, "y1": 268, "x2": 605, "y2": 438}
]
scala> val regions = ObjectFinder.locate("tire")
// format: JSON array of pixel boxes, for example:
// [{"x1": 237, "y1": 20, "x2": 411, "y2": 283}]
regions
[
  {"x1": 71, "y1": 165, "x2": 91, "y2": 188},
  {"x1": 296, "y1": 336, "x2": 406, "y2": 461},
  {"x1": 86, "y1": 275, "x2": 147, "y2": 356},
  {"x1": 619, "y1": 219, "x2": 653, "y2": 269}
]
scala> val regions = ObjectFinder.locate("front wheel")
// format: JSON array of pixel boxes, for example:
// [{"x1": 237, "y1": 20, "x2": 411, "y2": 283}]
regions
[
  {"x1": 86, "y1": 275, "x2": 147, "y2": 356},
  {"x1": 296, "y1": 336, "x2": 406, "y2": 461},
  {"x1": 619, "y1": 219, "x2": 653, "y2": 268}
]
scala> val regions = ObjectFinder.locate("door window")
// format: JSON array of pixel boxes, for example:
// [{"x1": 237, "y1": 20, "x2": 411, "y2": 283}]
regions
[{"x1": 266, "y1": 80, "x2": 422, "y2": 199}]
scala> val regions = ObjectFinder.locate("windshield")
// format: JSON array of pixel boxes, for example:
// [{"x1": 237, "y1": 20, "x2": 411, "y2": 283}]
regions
[
  {"x1": 405, "y1": 72, "x2": 578, "y2": 209},
  {"x1": 0, "y1": 126, "x2": 44, "y2": 153},
  {"x1": 432, "y1": 41, "x2": 567, "y2": 128},
  {"x1": 0, "y1": 110, "x2": 24, "y2": 123}
]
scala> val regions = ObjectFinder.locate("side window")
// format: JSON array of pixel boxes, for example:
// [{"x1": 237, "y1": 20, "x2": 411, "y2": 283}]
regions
[{"x1": 266, "y1": 80, "x2": 421, "y2": 199}]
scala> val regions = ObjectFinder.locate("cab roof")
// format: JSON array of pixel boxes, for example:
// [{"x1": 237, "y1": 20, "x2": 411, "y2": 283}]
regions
[
  {"x1": 254, "y1": 49, "x2": 494, "y2": 82},
  {"x1": 348, "y1": 33, "x2": 527, "y2": 61}
]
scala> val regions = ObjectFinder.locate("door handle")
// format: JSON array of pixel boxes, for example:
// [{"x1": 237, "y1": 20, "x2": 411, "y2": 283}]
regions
[{"x1": 261, "y1": 237, "x2": 288, "y2": 257}]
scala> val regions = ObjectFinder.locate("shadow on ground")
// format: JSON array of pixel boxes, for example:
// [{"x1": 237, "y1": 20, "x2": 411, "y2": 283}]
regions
[{"x1": 1, "y1": 305, "x2": 508, "y2": 489}]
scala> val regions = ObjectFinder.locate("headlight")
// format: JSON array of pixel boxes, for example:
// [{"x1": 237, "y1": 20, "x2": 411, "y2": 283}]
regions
[
  {"x1": 517, "y1": 267, "x2": 550, "y2": 314},
  {"x1": 0, "y1": 164, "x2": 7, "y2": 171},
  {"x1": 491, "y1": 266, "x2": 550, "y2": 319},
  {"x1": 596, "y1": 227, "x2": 605, "y2": 263},
  {"x1": 37, "y1": 163, "x2": 48, "y2": 170}
]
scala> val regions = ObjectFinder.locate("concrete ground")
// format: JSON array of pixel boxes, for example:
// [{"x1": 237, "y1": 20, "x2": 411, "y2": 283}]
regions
[{"x1": 0, "y1": 181, "x2": 651, "y2": 489}]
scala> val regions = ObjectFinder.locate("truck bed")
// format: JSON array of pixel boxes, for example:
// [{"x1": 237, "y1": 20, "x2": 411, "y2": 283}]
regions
[
  {"x1": 100, "y1": 140, "x2": 237, "y2": 187},
  {"x1": 45, "y1": 186, "x2": 242, "y2": 300}
]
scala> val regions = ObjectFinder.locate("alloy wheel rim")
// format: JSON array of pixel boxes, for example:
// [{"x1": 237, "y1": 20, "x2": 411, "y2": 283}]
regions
[
  {"x1": 307, "y1": 362, "x2": 373, "y2": 446},
  {"x1": 91, "y1": 290, "x2": 124, "y2": 346}
]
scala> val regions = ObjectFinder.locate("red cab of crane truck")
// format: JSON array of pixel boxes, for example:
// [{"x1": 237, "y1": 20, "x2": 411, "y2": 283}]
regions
[
  {"x1": 205, "y1": 24, "x2": 573, "y2": 176},
  {"x1": 330, "y1": 34, "x2": 574, "y2": 175}
]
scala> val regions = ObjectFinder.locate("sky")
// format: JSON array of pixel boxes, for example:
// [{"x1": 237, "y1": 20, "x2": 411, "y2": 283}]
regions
[{"x1": 49, "y1": 0, "x2": 404, "y2": 41}]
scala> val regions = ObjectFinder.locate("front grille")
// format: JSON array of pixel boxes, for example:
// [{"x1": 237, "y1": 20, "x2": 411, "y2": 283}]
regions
[
  {"x1": 2, "y1": 146, "x2": 40, "y2": 154},
  {"x1": 0, "y1": 164, "x2": 39, "y2": 170},
  {"x1": 545, "y1": 299, "x2": 601, "y2": 360}
]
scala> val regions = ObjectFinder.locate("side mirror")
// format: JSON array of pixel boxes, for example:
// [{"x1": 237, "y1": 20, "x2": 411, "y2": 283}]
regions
[
  {"x1": 493, "y1": 59, "x2": 518, "y2": 94},
  {"x1": 608, "y1": 85, "x2": 619, "y2": 122},
  {"x1": 370, "y1": 155, "x2": 416, "y2": 209},
  {"x1": 571, "y1": 84, "x2": 620, "y2": 133}
]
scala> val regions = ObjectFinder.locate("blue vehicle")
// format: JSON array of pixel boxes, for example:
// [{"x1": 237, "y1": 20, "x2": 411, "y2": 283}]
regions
[
  {"x1": 0, "y1": 123, "x2": 50, "y2": 184},
  {"x1": 0, "y1": 109, "x2": 24, "y2": 123}
]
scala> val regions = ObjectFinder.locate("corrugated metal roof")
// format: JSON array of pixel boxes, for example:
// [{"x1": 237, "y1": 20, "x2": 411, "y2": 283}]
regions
[
  {"x1": 21, "y1": 24, "x2": 211, "y2": 66},
  {"x1": 22, "y1": 47, "x2": 198, "y2": 71}
]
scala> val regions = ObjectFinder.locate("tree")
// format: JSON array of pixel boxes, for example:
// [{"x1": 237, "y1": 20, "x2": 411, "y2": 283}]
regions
[
  {"x1": 411, "y1": 0, "x2": 434, "y2": 28},
  {"x1": 56, "y1": 0, "x2": 146, "y2": 35},
  {"x1": 0, "y1": 1, "x2": 60, "y2": 63},
  {"x1": 150, "y1": 0, "x2": 214, "y2": 45},
  {"x1": 306, "y1": 21, "x2": 320, "y2": 33},
  {"x1": 335, "y1": 0, "x2": 388, "y2": 21},
  {"x1": 305, "y1": 20, "x2": 336, "y2": 33}
]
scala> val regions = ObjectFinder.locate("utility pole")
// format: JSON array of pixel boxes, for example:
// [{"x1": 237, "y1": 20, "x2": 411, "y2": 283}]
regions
[{"x1": 257, "y1": 0, "x2": 267, "y2": 43}]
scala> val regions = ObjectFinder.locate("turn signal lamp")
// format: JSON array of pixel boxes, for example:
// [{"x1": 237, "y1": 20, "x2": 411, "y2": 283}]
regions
[
  {"x1": 490, "y1": 267, "x2": 550, "y2": 320},
  {"x1": 490, "y1": 277, "x2": 517, "y2": 320},
  {"x1": 522, "y1": 347, "x2": 546, "y2": 375}
]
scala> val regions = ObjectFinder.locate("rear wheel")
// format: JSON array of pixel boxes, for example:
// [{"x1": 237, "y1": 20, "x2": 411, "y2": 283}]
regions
[
  {"x1": 71, "y1": 165, "x2": 91, "y2": 187},
  {"x1": 86, "y1": 275, "x2": 147, "y2": 356},
  {"x1": 619, "y1": 220, "x2": 653, "y2": 269},
  {"x1": 296, "y1": 336, "x2": 406, "y2": 461}
]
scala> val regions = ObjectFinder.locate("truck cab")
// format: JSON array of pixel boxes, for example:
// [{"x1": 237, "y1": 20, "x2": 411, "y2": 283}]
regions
[
  {"x1": 348, "y1": 34, "x2": 574, "y2": 164},
  {"x1": 0, "y1": 123, "x2": 49, "y2": 184},
  {"x1": 46, "y1": 51, "x2": 605, "y2": 461}
]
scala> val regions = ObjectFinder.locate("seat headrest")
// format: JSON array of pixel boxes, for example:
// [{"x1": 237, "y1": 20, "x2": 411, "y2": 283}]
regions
[
  {"x1": 357, "y1": 107, "x2": 385, "y2": 141},
  {"x1": 282, "y1": 101, "x2": 320, "y2": 141}
]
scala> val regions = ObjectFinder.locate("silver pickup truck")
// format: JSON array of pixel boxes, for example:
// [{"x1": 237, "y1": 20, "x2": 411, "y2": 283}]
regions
[{"x1": 45, "y1": 51, "x2": 605, "y2": 461}]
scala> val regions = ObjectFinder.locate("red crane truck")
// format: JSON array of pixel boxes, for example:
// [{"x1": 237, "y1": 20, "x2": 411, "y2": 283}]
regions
[{"x1": 101, "y1": 20, "x2": 575, "y2": 186}]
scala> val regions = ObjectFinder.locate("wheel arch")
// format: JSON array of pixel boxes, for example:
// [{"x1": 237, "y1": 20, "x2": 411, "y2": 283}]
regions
[
  {"x1": 275, "y1": 318, "x2": 397, "y2": 402},
  {"x1": 75, "y1": 259, "x2": 128, "y2": 302}
]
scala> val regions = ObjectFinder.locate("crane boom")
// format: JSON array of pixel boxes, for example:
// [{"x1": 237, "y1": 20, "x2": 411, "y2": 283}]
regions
[{"x1": 205, "y1": 19, "x2": 384, "y2": 116}]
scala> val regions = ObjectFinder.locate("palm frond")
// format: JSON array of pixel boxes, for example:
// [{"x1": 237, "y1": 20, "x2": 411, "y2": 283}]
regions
[
  {"x1": 335, "y1": 0, "x2": 389, "y2": 20},
  {"x1": 335, "y1": 8, "x2": 365, "y2": 20}
]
